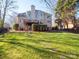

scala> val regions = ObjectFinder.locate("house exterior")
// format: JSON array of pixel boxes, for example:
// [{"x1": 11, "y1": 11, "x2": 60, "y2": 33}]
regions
[{"x1": 15, "y1": 5, "x2": 52, "y2": 31}]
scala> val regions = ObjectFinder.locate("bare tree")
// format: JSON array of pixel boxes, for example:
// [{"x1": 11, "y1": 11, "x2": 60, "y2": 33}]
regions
[
  {"x1": 41, "y1": 0, "x2": 57, "y2": 12},
  {"x1": 0, "y1": 0, "x2": 17, "y2": 28}
]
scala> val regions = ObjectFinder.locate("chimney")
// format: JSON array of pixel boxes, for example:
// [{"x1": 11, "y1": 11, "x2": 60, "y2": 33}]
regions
[
  {"x1": 31, "y1": 5, "x2": 36, "y2": 20},
  {"x1": 31, "y1": 5, "x2": 35, "y2": 11}
]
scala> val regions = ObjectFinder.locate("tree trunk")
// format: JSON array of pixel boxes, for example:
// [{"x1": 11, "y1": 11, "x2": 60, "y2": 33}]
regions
[
  {"x1": 2, "y1": 0, "x2": 7, "y2": 28},
  {"x1": 66, "y1": 24, "x2": 68, "y2": 29}
]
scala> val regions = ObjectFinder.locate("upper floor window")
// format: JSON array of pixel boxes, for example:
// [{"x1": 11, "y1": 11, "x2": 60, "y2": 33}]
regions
[
  {"x1": 47, "y1": 20, "x2": 51, "y2": 23},
  {"x1": 47, "y1": 15, "x2": 51, "y2": 19}
]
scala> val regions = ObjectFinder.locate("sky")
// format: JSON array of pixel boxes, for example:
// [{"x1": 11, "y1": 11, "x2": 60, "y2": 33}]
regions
[
  {"x1": 76, "y1": 2, "x2": 79, "y2": 19},
  {"x1": 16, "y1": 0, "x2": 56, "y2": 13}
]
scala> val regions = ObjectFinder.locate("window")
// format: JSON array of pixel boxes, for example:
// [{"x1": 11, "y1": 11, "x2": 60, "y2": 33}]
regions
[
  {"x1": 35, "y1": 12, "x2": 38, "y2": 18},
  {"x1": 41, "y1": 13, "x2": 42, "y2": 17},
  {"x1": 47, "y1": 20, "x2": 51, "y2": 23},
  {"x1": 47, "y1": 15, "x2": 50, "y2": 18},
  {"x1": 28, "y1": 13, "x2": 30, "y2": 17}
]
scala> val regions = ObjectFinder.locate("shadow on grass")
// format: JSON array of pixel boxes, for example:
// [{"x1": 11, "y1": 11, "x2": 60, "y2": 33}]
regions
[
  {"x1": 7, "y1": 38, "x2": 79, "y2": 48},
  {"x1": 67, "y1": 37, "x2": 79, "y2": 41},
  {"x1": 38, "y1": 40, "x2": 79, "y2": 56},
  {"x1": 38, "y1": 40, "x2": 79, "y2": 47},
  {"x1": 45, "y1": 48, "x2": 79, "y2": 58},
  {"x1": 0, "y1": 47, "x2": 7, "y2": 59},
  {"x1": 0, "y1": 39, "x2": 78, "y2": 59}
]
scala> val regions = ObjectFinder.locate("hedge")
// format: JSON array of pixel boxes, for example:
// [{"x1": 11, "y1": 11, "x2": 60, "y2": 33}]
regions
[{"x1": 32, "y1": 24, "x2": 47, "y2": 31}]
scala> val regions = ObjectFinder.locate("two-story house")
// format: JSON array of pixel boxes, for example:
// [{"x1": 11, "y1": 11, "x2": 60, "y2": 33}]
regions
[{"x1": 15, "y1": 5, "x2": 52, "y2": 31}]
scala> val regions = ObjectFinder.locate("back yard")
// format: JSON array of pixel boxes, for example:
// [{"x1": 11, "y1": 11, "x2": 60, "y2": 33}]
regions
[{"x1": 0, "y1": 32, "x2": 79, "y2": 59}]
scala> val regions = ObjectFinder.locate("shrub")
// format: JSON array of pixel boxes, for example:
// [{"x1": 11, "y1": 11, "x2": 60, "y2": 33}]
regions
[
  {"x1": 13, "y1": 24, "x2": 19, "y2": 30},
  {"x1": 0, "y1": 28, "x2": 8, "y2": 34},
  {"x1": 32, "y1": 24, "x2": 47, "y2": 31},
  {"x1": 0, "y1": 20, "x2": 3, "y2": 28}
]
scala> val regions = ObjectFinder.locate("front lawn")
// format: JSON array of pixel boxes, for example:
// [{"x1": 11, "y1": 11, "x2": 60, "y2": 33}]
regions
[{"x1": 0, "y1": 32, "x2": 79, "y2": 59}]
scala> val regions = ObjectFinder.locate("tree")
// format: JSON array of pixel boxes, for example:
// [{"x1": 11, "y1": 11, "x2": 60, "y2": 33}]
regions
[
  {"x1": 42, "y1": 0, "x2": 57, "y2": 10},
  {"x1": 42, "y1": 0, "x2": 65, "y2": 29},
  {"x1": 0, "y1": 19, "x2": 3, "y2": 28},
  {"x1": 42, "y1": 0, "x2": 79, "y2": 29},
  {"x1": 0, "y1": 0, "x2": 17, "y2": 28},
  {"x1": 55, "y1": 0, "x2": 78, "y2": 29}
]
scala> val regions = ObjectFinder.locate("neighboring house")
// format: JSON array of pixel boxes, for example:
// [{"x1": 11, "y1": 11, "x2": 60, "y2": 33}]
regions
[{"x1": 15, "y1": 5, "x2": 52, "y2": 31}]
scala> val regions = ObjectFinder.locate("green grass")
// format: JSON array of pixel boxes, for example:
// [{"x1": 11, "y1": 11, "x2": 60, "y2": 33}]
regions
[{"x1": 0, "y1": 32, "x2": 79, "y2": 59}]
